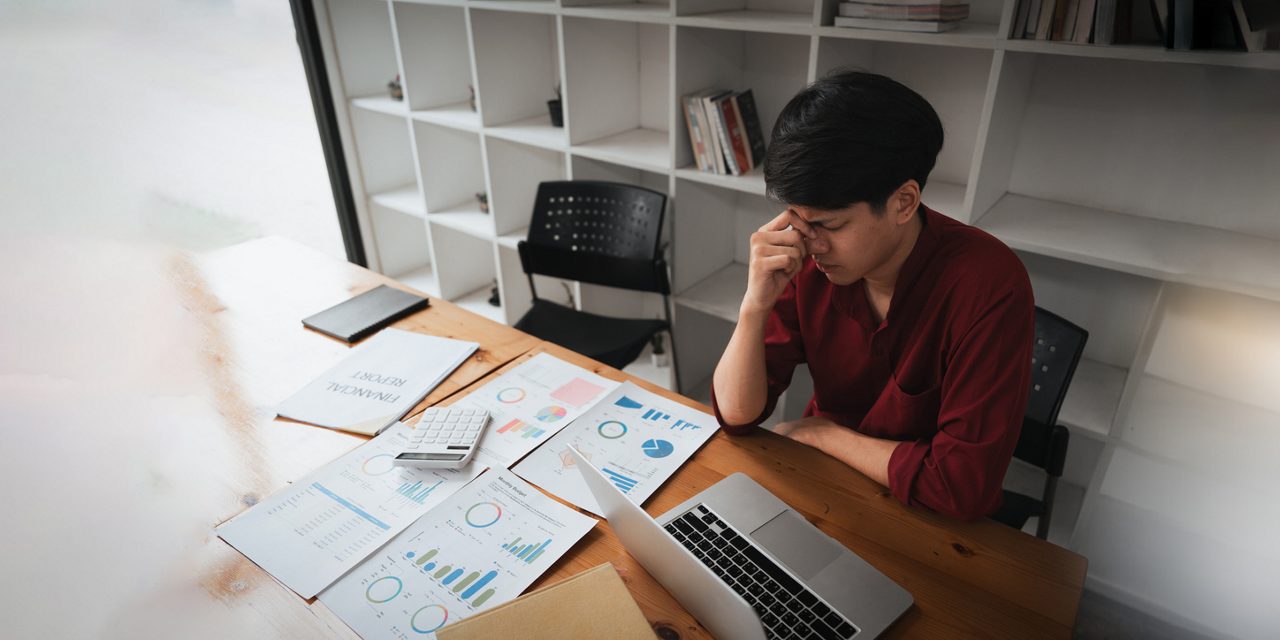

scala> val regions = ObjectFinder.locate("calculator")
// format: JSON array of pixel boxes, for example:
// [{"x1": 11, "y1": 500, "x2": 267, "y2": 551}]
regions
[{"x1": 393, "y1": 406, "x2": 490, "y2": 469}]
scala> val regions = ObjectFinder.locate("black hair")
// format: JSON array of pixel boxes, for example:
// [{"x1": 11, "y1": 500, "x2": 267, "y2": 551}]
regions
[{"x1": 764, "y1": 69, "x2": 944, "y2": 212}]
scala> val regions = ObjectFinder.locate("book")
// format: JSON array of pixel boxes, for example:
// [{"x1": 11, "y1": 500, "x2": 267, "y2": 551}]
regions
[
  {"x1": 719, "y1": 93, "x2": 751, "y2": 176},
  {"x1": 681, "y1": 95, "x2": 708, "y2": 171},
  {"x1": 276, "y1": 328, "x2": 479, "y2": 435},
  {"x1": 734, "y1": 90, "x2": 768, "y2": 172},
  {"x1": 436, "y1": 564, "x2": 655, "y2": 640},
  {"x1": 834, "y1": 16, "x2": 960, "y2": 31},
  {"x1": 1233, "y1": 0, "x2": 1268, "y2": 52},
  {"x1": 1150, "y1": 0, "x2": 1169, "y2": 40},
  {"x1": 689, "y1": 89, "x2": 719, "y2": 172},
  {"x1": 1063, "y1": 0, "x2": 1082, "y2": 40},
  {"x1": 1074, "y1": 0, "x2": 1098, "y2": 42},
  {"x1": 703, "y1": 90, "x2": 737, "y2": 175},
  {"x1": 1052, "y1": 0, "x2": 1074, "y2": 39},
  {"x1": 1026, "y1": 0, "x2": 1044, "y2": 38},
  {"x1": 1035, "y1": 0, "x2": 1057, "y2": 39},
  {"x1": 1094, "y1": 0, "x2": 1117, "y2": 44},
  {"x1": 837, "y1": 2, "x2": 970, "y2": 20},
  {"x1": 1014, "y1": 0, "x2": 1033, "y2": 38},
  {"x1": 302, "y1": 284, "x2": 430, "y2": 343},
  {"x1": 699, "y1": 89, "x2": 732, "y2": 175}
]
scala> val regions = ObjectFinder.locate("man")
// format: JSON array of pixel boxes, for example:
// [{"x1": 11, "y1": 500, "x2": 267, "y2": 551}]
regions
[{"x1": 711, "y1": 71, "x2": 1034, "y2": 521}]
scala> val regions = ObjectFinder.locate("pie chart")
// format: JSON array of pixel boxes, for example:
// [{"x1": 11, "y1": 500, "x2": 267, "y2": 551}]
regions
[
  {"x1": 641, "y1": 439, "x2": 674, "y2": 459},
  {"x1": 536, "y1": 405, "x2": 568, "y2": 422}
]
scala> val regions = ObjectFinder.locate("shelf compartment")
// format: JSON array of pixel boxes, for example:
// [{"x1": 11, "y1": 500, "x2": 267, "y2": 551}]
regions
[
  {"x1": 412, "y1": 121, "x2": 486, "y2": 215},
  {"x1": 427, "y1": 205, "x2": 494, "y2": 241},
  {"x1": 979, "y1": 194, "x2": 1280, "y2": 304},
  {"x1": 675, "y1": 262, "x2": 747, "y2": 322},
  {"x1": 328, "y1": 0, "x2": 398, "y2": 100},
  {"x1": 995, "y1": 54, "x2": 1280, "y2": 246},
  {"x1": 351, "y1": 95, "x2": 408, "y2": 117},
  {"x1": 470, "y1": 10, "x2": 562, "y2": 128},
  {"x1": 350, "y1": 109, "x2": 416, "y2": 195},
  {"x1": 370, "y1": 184, "x2": 425, "y2": 218},
  {"x1": 392, "y1": 3, "x2": 475, "y2": 112},
  {"x1": 451, "y1": 284, "x2": 507, "y2": 324},
  {"x1": 410, "y1": 102, "x2": 480, "y2": 132},
  {"x1": 674, "y1": 27, "x2": 809, "y2": 174},
  {"x1": 428, "y1": 223, "x2": 497, "y2": 301},
  {"x1": 369, "y1": 199, "x2": 432, "y2": 281},
  {"x1": 394, "y1": 263, "x2": 441, "y2": 298},
  {"x1": 562, "y1": 18, "x2": 671, "y2": 167},
  {"x1": 570, "y1": 128, "x2": 671, "y2": 173},
  {"x1": 484, "y1": 114, "x2": 567, "y2": 151},
  {"x1": 484, "y1": 137, "x2": 567, "y2": 236}
]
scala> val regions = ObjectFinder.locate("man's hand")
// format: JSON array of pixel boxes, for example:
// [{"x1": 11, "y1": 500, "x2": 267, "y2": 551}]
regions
[
  {"x1": 742, "y1": 209, "x2": 816, "y2": 317},
  {"x1": 772, "y1": 415, "x2": 837, "y2": 448}
]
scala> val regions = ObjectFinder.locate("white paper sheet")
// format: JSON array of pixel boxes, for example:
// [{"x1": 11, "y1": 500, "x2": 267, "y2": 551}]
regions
[
  {"x1": 512, "y1": 381, "x2": 719, "y2": 516},
  {"x1": 319, "y1": 468, "x2": 596, "y2": 639},
  {"x1": 448, "y1": 352, "x2": 620, "y2": 469},
  {"x1": 277, "y1": 328, "x2": 478, "y2": 435},
  {"x1": 216, "y1": 422, "x2": 485, "y2": 598}
]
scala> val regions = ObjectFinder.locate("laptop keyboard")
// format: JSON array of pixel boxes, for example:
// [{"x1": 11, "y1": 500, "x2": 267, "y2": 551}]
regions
[{"x1": 664, "y1": 504, "x2": 860, "y2": 640}]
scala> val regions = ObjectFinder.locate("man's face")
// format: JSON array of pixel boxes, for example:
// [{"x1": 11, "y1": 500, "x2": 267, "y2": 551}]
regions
[{"x1": 791, "y1": 203, "x2": 906, "y2": 286}]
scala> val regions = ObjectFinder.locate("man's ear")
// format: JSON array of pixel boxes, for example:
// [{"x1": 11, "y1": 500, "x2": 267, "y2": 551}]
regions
[{"x1": 891, "y1": 180, "x2": 921, "y2": 225}]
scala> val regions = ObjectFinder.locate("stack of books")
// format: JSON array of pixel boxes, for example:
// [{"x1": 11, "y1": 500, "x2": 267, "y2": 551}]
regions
[
  {"x1": 1011, "y1": 0, "x2": 1103, "y2": 43},
  {"x1": 833, "y1": 1, "x2": 970, "y2": 33},
  {"x1": 682, "y1": 89, "x2": 767, "y2": 177}
]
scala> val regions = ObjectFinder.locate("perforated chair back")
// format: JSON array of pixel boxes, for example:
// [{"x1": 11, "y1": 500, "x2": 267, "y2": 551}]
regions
[
  {"x1": 1015, "y1": 307, "x2": 1088, "y2": 477},
  {"x1": 519, "y1": 181, "x2": 669, "y2": 294}
]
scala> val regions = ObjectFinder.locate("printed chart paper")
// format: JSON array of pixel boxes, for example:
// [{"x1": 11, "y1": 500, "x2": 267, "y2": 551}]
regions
[
  {"x1": 319, "y1": 468, "x2": 595, "y2": 639},
  {"x1": 216, "y1": 423, "x2": 485, "y2": 598},
  {"x1": 513, "y1": 381, "x2": 719, "y2": 516},
  {"x1": 447, "y1": 353, "x2": 619, "y2": 468},
  {"x1": 277, "y1": 328, "x2": 478, "y2": 435}
]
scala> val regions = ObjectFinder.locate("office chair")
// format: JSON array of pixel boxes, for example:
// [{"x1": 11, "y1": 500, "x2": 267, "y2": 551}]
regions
[
  {"x1": 993, "y1": 307, "x2": 1088, "y2": 539},
  {"x1": 514, "y1": 180, "x2": 681, "y2": 391}
]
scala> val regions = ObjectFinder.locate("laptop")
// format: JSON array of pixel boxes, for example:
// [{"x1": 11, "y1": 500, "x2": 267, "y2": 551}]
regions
[{"x1": 569, "y1": 446, "x2": 912, "y2": 639}]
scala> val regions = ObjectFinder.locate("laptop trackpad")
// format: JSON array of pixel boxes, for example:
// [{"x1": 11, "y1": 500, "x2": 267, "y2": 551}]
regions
[{"x1": 750, "y1": 510, "x2": 843, "y2": 581}]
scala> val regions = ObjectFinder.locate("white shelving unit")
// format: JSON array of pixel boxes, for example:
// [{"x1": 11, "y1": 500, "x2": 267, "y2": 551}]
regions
[{"x1": 316, "y1": 0, "x2": 1280, "y2": 633}]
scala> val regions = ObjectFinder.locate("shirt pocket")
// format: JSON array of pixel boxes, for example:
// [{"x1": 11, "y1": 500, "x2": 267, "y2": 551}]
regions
[{"x1": 859, "y1": 374, "x2": 941, "y2": 440}]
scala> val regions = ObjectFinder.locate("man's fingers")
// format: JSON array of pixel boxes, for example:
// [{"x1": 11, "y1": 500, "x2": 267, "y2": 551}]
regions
[
  {"x1": 784, "y1": 210, "x2": 817, "y2": 240},
  {"x1": 753, "y1": 228, "x2": 809, "y2": 251},
  {"x1": 757, "y1": 254, "x2": 795, "y2": 274},
  {"x1": 759, "y1": 209, "x2": 796, "y2": 233}
]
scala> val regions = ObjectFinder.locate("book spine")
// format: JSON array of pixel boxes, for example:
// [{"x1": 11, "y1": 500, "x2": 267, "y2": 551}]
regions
[
  {"x1": 712, "y1": 95, "x2": 741, "y2": 176},
  {"x1": 1063, "y1": 0, "x2": 1081, "y2": 41},
  {"x1": 1035, "y1": 0, "x2": 1057, "y2": 39},
  {"x1": 1073, "y1": 0, "x2": 1097, "y2": 42},
  {"x1": 702, "y1": 93, "x2": 728, "y2": 175},
  {"x1": 1052, "y1": 0, "x2": 1073, "y2": 39},
  {"x1": 736, "y1": 90, "x2": 767, "y2": 171},
  {"x1": 682, "y1": 96, "x2": 706, "y2": 172},
  {"x1": 722, "y1": 95, "x2": 751, "y2": 176},
  {"x1": 1026, "y1": 0, "x2": 1043, "y2": 37},
  {"x1": 837, "y1": 3, "x2": 970, "y2": 20},
  {"x1": 1014, "y1": 0, "x2": 1032, "y2": 38}
]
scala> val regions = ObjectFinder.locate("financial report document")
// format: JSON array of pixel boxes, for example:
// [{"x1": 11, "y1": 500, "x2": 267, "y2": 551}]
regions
[
  {"x1": 513, "y1": 381, "x2": 719, "y2": 516},
  {"x1": 448, "y1": 353, "x2": 620, "y2": 469},
  {"x1": 216, "y1": 422, "x2": 485, "y2": 598},
  {"x1": 319, "y1": 468, "x2": 596, "y2": 639}
]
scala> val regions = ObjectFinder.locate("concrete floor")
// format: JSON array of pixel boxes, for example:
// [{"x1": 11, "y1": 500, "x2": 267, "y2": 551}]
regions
[{"x1": 0, "y1": 0, "x2": 343, "y2": 257}]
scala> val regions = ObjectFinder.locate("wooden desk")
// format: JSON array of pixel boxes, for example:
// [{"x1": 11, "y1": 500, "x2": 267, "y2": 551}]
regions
[
  {"x1": 448, "y1": 344, "x2": 1088, "y2": 640},
  {"x1": 0, "y1": 236, "x2": 1084, "y2": 638}
]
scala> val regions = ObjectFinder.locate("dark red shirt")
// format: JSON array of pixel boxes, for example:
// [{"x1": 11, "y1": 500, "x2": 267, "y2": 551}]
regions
[{"x1": 712, "y1": 206, "x2": 1034, "y2": 520}]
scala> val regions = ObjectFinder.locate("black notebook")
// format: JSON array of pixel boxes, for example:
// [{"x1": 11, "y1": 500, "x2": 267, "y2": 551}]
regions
[{"x1": 302, "y1": 284, "x2": 430, "y2": 343}]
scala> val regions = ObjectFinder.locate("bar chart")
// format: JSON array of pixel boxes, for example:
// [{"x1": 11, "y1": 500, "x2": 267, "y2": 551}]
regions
[
  {"x1": 496, "y1": 418, "x2": 545, "y2": 439},
  {"x1": 602, "y1": 467, "x2": 639, "y2": 494},
  {"x1": 396, "y1": 479, "x2": 443, "y2": 505},
  {"x1": 501, "y1": 536, "x2": 553, "y2": 564},
  {"x1": 404, "y1": 548, "x2": 500, "y2": 608}
]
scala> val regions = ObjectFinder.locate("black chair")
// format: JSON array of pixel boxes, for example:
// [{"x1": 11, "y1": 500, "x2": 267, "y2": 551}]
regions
[
  {"x1": 514, "y1": 180, "x2": 680, "y2": 390},
  {"x1": 993, "y1": 307, "x2": 1088, "y2": 539}
]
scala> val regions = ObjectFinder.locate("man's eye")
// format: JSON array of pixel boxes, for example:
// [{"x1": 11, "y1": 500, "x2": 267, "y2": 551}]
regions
[{"x1": 822, "y1": 223, "x2": 844, "y2": 231}]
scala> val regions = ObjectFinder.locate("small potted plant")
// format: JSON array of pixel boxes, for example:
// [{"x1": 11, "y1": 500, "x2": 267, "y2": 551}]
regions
[
  {"x1": 651, "y1": 333, "x2": 670, "y2": 368},
  {"x1": 547, "y1": 83, "x2": 563, "y2": 128},
  {"x1": 388, "y1": 74, "x2": 403, "y2": 101},
  {"x1": 475, "y1": 191, "x2": 489, "y2": 214}
]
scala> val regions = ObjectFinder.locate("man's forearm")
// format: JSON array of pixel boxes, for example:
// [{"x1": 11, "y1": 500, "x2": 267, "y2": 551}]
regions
[
  {"x1": 712, "y1": 308, "x2": 771, "y2": 426},
  {"x1": 783, "y1": 417, "x2": 898, "y2": 488}
]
